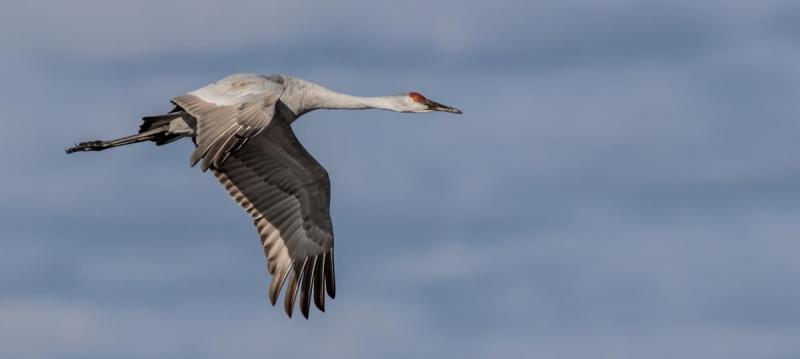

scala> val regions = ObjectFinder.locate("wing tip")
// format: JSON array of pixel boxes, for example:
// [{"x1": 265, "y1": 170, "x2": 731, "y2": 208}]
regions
[
  {"x1": 313, "y1": 255, "x2": 326, "y2": 312},
  {"x1": 325, "y1": 251, "x2": 336, "y2": 299},
  {"x1": 271, "y1": 255, "x2": 334, "y2": 319},
  {"x1": 299, "y1": 261, "x2": 313, "y2": 319},
  {"x1": 283, "y1": 271, "x2": 299, "y2": 318}
]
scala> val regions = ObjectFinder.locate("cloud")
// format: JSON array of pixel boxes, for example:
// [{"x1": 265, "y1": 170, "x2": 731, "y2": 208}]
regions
[{"x1": 5, "y1": 0, "x2": 793, "y2": 70}]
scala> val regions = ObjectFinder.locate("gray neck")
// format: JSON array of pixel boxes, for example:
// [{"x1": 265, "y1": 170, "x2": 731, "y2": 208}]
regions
[{"x1": 279, "y1": 76, "x2": 399, "y2": 116}]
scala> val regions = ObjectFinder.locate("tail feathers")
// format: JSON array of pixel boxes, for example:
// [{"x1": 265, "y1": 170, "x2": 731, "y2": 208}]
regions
[
  {"x1": 139, "y1": 111, "x2": 183, "y2": 133},
  {"x1": 140, "y1": 110, "x2": 194, "y2": 145}
]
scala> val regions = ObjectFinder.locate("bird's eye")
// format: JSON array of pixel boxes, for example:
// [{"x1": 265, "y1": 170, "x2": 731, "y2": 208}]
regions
[{"x1": 409, "y1": 92, "x2": 426, "y2": 103}]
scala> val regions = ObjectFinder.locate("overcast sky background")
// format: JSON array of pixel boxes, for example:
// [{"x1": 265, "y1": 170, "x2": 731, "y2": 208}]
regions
[{"x1": 2, "y1": 1, "x2": 800, "y2": 358}]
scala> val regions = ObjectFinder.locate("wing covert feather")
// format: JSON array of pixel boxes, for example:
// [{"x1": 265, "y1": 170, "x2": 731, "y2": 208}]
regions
[{"x1": 173, "y1": 74, "x2": 284, "y2": 171}]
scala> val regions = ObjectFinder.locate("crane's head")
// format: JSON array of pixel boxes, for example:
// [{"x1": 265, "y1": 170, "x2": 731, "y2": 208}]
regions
[{"x1": 400, "y1": 92, "x2": 463, "y2": 114}]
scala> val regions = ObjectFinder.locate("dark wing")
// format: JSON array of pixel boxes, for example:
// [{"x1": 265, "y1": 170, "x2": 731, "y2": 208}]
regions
[
  {"x1": 173, "y1": 74, "x2": 284, "y2": 171},
  {"x1": 213, "y1": 118, "x2": 335, "y2": 319}
]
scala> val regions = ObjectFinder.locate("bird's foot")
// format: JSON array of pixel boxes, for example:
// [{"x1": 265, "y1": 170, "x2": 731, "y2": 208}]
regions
[{"x1": 65, "y1": 140, "x2": 108, "y2": 154}]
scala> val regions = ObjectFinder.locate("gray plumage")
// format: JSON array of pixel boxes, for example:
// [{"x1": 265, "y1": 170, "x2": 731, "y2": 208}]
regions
[{"x1": 66, "y1": 73, "x2": 462, "y2": 319}]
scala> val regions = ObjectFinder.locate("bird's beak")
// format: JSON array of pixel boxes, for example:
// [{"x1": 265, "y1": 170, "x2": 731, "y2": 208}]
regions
[{"x1": 427, "y1": 99, "x2": 463, "y2": 114}]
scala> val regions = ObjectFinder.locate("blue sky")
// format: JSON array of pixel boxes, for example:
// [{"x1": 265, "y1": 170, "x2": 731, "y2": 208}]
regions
[{"x1": 2, "y1": 0, "x2": 800, "y2": 358}]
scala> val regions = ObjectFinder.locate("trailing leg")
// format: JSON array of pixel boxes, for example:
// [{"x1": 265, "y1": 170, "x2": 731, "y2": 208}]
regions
[{"x1": 65, "y1": 126, "x2": 167, "y2": 154}]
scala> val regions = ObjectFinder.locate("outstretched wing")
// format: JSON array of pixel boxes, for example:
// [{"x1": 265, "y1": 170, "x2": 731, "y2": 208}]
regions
[
  {"x1": 214, "y1": 118, "x2": 335, "y2": 319},
  {"x1": 173, "y1": 74, "x2": 284, "y2": 171}
]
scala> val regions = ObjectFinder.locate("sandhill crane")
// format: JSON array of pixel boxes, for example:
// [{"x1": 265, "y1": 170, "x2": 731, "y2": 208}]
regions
[{"x1": 66, "y1": 74, "x2": 462, "y2": 319}]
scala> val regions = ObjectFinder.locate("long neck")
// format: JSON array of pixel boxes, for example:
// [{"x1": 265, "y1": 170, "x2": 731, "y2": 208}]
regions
[
  {"x1": 282, "y1": 77, "x2": 400, "y2": 116},
  {"x1": 317, "y1": 92, "x2": 398, "y2": 111}
]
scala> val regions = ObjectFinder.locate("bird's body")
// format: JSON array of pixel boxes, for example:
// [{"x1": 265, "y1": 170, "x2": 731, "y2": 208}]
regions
[{"x1": 66, "y1": 73, "x2": 461, "y2": 318}]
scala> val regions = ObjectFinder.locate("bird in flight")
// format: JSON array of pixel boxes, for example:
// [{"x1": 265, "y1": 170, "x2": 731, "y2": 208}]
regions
[{"x1": 66, "y1": 74, "x2": 462, "y2": 318}]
